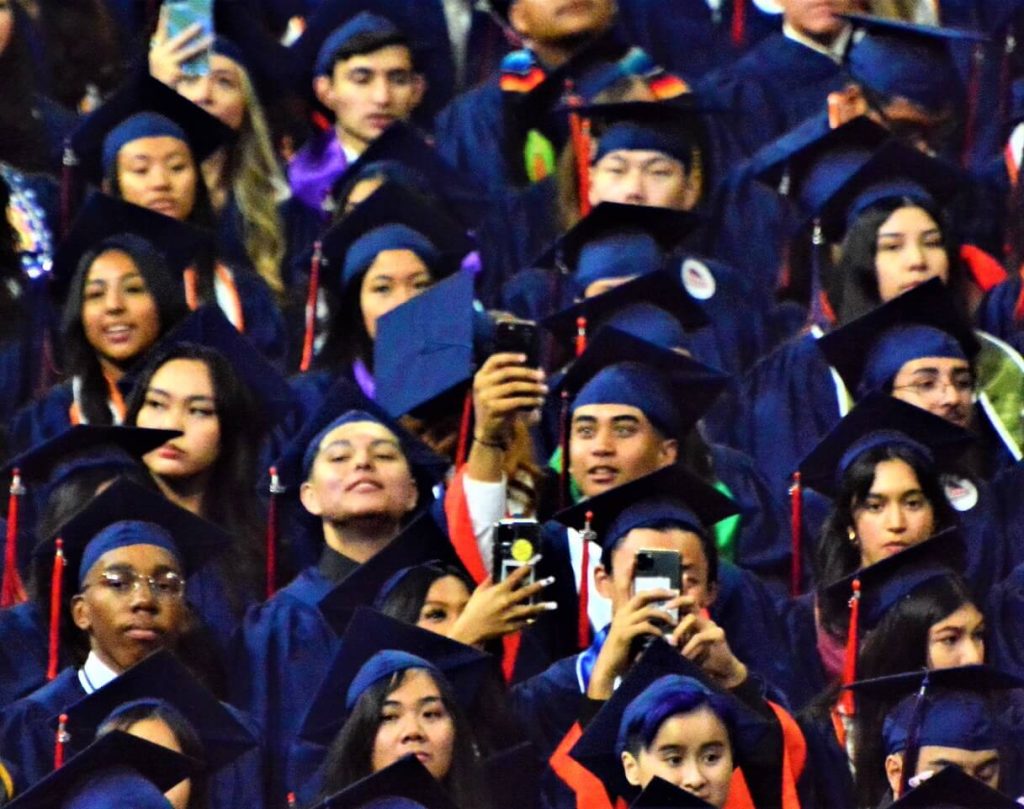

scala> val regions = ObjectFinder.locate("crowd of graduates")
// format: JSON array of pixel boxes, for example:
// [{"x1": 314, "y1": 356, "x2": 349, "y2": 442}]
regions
[{"x1": 5, "y1": 0, "x2": 1024, "y2": 807}]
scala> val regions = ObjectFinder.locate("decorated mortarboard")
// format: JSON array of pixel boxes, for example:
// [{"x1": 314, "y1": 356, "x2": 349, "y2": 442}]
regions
[
  {"x1": 5, "y1": 730, "x2": 196, "y2": 809},
  {"x1": 629, "y1": 777, "x2": 716, "y2": 808},
  {"x1": 887, "y1": 765, "x2": 1021, "y2": 809},
  {"x1": 69, "y1": 72, "x2": 232, "y2": 185},
  {"x1": 296, "y1": 607, "x2": 491, "y2": 747},
  {"x1": 60, "y1": 649, "x2": 257, "y2": 771},
  {"x1": 50, "y1": 193, "x2": 210, "y2": 295},
  {"x1": 843, "y1": 13, "x2": 988, "y2": 114},
  {"x1": 312, "y1": 755, "x2": 457, "y2": 809},
  {"x1": 815, "y1": 139, "x2": 964, "y2": 243},
  {"x1": 141, "y1": 304, "x2": 297, "y2": 425},
  {"x1": 556, "y1": 327, "x2": 730, "y2": 440},
  {"x1": 816, "y1": 278, "x2": 979, "y2": 398},
  {"x1": 35, "y1": 478, "x2": 231, "y2": 585},
  {"x1": 551, "y1": 463, "x2": 739, "y2": 551},
  {"x1": 818, "y1": 527, "x2": 966, "y2": 634},
  {"x1": 540, "y1": 269, "x2": 709, "y2": 351},
  {"x1": 316, "y1": 512, "x2": 466, "y2": 633},
  {"x1": 796, "y1": 393, "x2": 975, "y2": 498},
  {"x1": 570, "y1": 639, "x2": 771, "y2": 802},
  {"x1": 313, "y1": 182, "x2": 475, "y2": 298}
]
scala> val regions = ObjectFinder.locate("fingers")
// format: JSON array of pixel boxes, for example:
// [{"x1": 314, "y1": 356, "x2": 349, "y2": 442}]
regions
[
  {"x1": 681, "y1": 626, "x2": 725, "y2": 659},
  {"x1": 627, "y1": 588, "x2": 677, "y2": 611},
  {"x1": 508, "y1": 575, "x2": 554, "y2": 603},
  {"x1": 479, "y1": 352, "x2": 537, "y2": 373}
]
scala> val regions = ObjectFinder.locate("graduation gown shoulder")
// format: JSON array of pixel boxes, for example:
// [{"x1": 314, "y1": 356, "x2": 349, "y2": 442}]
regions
[
  {"x1": 0, "y1": 602, "x2": 48, "y2": 711},
  {"x1": 7, "y1": 382, "x2": 74, "y2": 456},
  {"x1": 509, "y1": 654, "x2": 583, "y2": 763},
  {"x1": 225, "y1": 263, "x2": 288, "y2": 370},
  {"x1": 435, "y1": 77, "x2": 510, "y2": 198}
]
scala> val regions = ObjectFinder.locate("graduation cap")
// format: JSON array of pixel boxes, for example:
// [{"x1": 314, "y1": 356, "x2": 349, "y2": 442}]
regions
[
  {"x1": 569, "y1": 639, "x2": 771, "y2": 802},
  {"x1": 142, "y1": 304, "x2": 297, "y2": 425},
  {"x1": 843, "y1": 13, "x2": 988, "y2": 114},
  {"x1": 887, "y1": 765, "x2": 1021, "y2": 809},
  {"x1": 313, "y1": 755, "x2": 457, "y2": 809},
  {"x1": 796, "y1": 393, "x2": 974, "y2": 498},
  {"x1": 296, "y1": 606, "x2": 492, "y2": 748},
  {"x1": 313, "y1": 182, "x2": 475, "y2": 299},
  {"x1": 816, "y1": 278, "x2": 979, "y2": 398},
  {"x1": 483, "y1": 742, "x2": 544, "y2": 809},
  {"x1": 69, "y1": 72, "x2": 232, "y2": 185},
  {"x1": 540, "y1": 269, "x2": 709, "y2": 354},
  {"x1": 5, "y1": 730, "x2": 197, "y2": 809},
  {"x1": 297, "y1": 8, "x2": 407, "y2": 78},
  {"x1": 61, "y1": 649, "x2": 257, "y2": 771},
  {"x1": 50, "y1": 193, "x2": 211, "y2": 297},
  {"x1": 629, "y1": 777, "x2": 715, "y2": 808},
  {"x1": 556, "y1": 326, "x2": 730, "y2": 440},
  {"x1": 551, "y1": 463, "x2": 739, "y2": 555},
  {"x1": 316, "y1": 512, "x2": 465, "y2": 633}
]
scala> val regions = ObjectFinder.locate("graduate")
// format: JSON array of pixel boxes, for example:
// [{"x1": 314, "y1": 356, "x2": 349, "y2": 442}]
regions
[{"x1": 309, "y1": 754, "x2": 458, "y2": 809}]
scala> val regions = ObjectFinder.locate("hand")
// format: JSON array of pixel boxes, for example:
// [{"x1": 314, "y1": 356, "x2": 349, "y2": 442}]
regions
[
  {"x1": 447, "y1": 562, "x2": 555, "y2": 647},
  {"x1": 148, "y1": 6, "x2": 213, "y2": 87},
  {"x1": 472, "y1": 352, "x2": 547, "y2": 446},
  {"x1": 826, "y1": 86, "x2": 870, "y2": 129},
  {"x1": 670, "y1": 611, "x2": 747, "y2": 690}
]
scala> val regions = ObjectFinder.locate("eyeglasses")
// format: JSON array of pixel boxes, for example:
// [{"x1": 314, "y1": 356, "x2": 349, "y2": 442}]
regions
[
  {"x1": 81, "y1": 569, "x2": 185, "y2": 600},
  {"x1": 891, "y1": 375, "x2": 975, "y2": 398}
]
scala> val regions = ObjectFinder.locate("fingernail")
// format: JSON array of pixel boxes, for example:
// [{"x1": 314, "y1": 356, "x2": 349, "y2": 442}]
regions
[
  {"x1": 540, "y1": 576, "x2": 555, "y2": 587},
  {"x1": 527, "y1": 554, "x2": 543, "y2": 566},
  {"x1": 543, "y1": 602, "x2": 558, "y2": 611}
]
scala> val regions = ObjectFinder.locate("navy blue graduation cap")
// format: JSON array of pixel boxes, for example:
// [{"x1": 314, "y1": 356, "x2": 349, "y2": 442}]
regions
[
  {"x1": 313, "y1": 182, "x2": 475, "y2": 299},
  {"x1": 540, "y1": 270, "x2": 709, "y2": 353},
  {"x1": 796, "y1": 393, "x2": 974, "y2": 498},
  {"x1": 556, "y1": 326, "x2": 730, "y2": 440},
  {"x1": 816, "y1": 278, "x2": 979, "y2": 398},
  {"x1": 289, "y1": 4, "x2": 407, "y2": 82},
  {"x1": 69, "y1": 72, "x2": 232, "y2": 185},
  {"x1": 316, "y1": 512, "x2": 465, "y2": 633},
  {"x1": 296, "y1": 606, "x2": 491, "y2": 748},
  {"x1": 551, "y1": 463, "x2": 739, "y2": 555},
  {"x1": 843, "y1": 13, "x2": 988, "y2": 114},
  {"x1": 61, "y1": 649, "x2": 257, "y2": 770},
  {"x1": 51, "y1": 193, "x2": 210, "y2": 297},
  {"x1": 144, "y1": 304, "x2": 297, "y2": 425},
  {"x1": 313, "y1": 755, "x2": 456, "y2": 809},
  {"x1": 887, "y1": 765, "x2": 1020, "y2": 808},
  {"x1": 629, "y1": 777, "x2": 715, "y2": 808},
  {"x1": 570, "y1": 639, "x2": 771, "y2": 802},
  {"x1": 5, "y1": 730, "x2": 197, "y2": 809}
]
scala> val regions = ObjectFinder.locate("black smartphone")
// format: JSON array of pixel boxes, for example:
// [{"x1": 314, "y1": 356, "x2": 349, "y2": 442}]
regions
[
  {"x1": 493, "y1": 518, "x2": 540, "y2": 599},
  {"x1": 493, "y1": 320, "x2": 540, "y2": 368},
  {"x1": 633, "y1": 549, "x2": 682, "y2": 624}
]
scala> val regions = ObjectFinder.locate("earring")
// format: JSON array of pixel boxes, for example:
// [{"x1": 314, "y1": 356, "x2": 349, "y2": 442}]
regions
[{"x1": 847, "y1": 527, "x2": 858, "y2": 544}]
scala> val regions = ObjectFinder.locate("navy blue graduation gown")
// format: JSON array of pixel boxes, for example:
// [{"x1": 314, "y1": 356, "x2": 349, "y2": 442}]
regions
[
  {"x1": 228, "y1": 263, "x2": 288, "y2": 370},
  {"x1": 7, "y1": 382, "x2": 74, "y2": 457},
  {"x1": 975, "y1": 277, "x2": 1024, "y2": 346},
  {"x1": 435, "y1": 77, "x2": 510, "y2": 198},
  {"x1": 0, "y1": 667, "x2": 266, "y2": 809},
  {"x1": 509, "y1": 654, "x2": 583, "y2": 764},
  {"x1": 0, "y1": 603, "x2": 49, "y2": 711},
  {"x1": 796, "y1": 714, "x2": 856, "y2": 809}
]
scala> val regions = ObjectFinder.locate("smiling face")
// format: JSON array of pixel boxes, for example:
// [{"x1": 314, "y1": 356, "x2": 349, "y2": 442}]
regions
[
  {"x1": 874, "y1": 206, "x2": 950, "y2": 303},
  {"x1": 115, "y1": 136, "x2": 198, "y2": 221},
  {"x1": 852, "y1": 459, "x2": 936, "y2": 567},
  {"x1": 370, "y1": 669, "x2": 456, "y2": 781},
  {"x1": 71, "y1": 544, "x2": 187, "y2": 672}
]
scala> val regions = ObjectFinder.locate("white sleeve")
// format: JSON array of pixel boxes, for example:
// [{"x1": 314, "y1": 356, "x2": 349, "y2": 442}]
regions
[{"x1": 460, "y1": 473, "x2": 508, "y2": 571}]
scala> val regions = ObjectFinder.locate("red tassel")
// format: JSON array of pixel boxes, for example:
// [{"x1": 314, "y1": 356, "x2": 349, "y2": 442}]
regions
[
  {"x1": 731, "y1": 0, "x2": 746, "y2": 47},
  {"x1": 559, "y1": 390, "x2": 571, "y2": 510},
  {"x1": 266, "y1": 466, "x2": 283, "y2": 599},
  {"x1": 47, "y1": 539, "x2": 65, "y2": 681},
  {"x1": 575, "y1": 317, "x2": 588, "y2": 358},
  {"x1": 54, "y1": 713, "x2": 68, "y2": 770},
  {"x1": 299, "y1": 240, "x2": 322, "y2": 373},
  {"x1": 565, "y1": 81, "x2": 592, "y2": 218},
  {"x1": 837, "y1": 578, "x2": 861, "y2": 718},
  {"x1": 1, "y1": 468, "x2": 27, "y2": 607},
  {"x1": 455, "y1": 389, "x2": 473, "y2": 470},
  {"x1": 578, "y1": 510, "x2": 594, "y2": 650},
  {"x1": 789, "y1": 471, "x2": 802, "y2": 597}
]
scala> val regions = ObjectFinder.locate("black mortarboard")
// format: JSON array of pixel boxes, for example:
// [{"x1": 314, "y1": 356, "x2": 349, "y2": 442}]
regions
[
  {"x1": 312, "y1": 182, "x2": 475, "y2": 298},
  {"x1": 316, "y1": 512, "x2": 465, "y2": 633},
  {"x1": 143, "y1": 304, "x2": 297, "y2": 425},
  {"x1": 818, "y1": 527, "x2": 966, "y2": 633},
  {"x1": 887, "y1": 765, "x2": 1020, "y2": 808},
  {"x1": 36, "y1": 479, "x2": 231, "y2": 585},
  {"x1": 61, "y1": 649, "x2": 257, "y2": 770},
  {"x1": 69, "y1": 72, "x2": 232, "y2": 185},
  {"x1": 483, "y1": 742, "x2": 544, "y2": 809},
  {"x1": 816, "y1": 278, "x2": 979, "y2": 398},
  {"x1": 540, "y1": 269, "x2": 708, "y2": 350},
  {"x1": 313, "y1": 755, "x2": 457, "y2": 809},
  {"x1": 296, "y1": 606, "x2": 491, "y2": 747},
  {"x1": 570, "y1": 639, "x2": 770, "y2": 802},
  {"x1": 51, "y1": 193, "x2": 210, "y2": 296},
  {"x1": 845, "y1": 663, "x2": 1024, "y2": 701},
  {"x1": 5, "y1": 730, "x2": 196, "y2": 809},
  {"x1": 551, "y1": 463, "x2": 739, "y2": 553},
  {"x1": 629, "y1": 777, "x2": 715, "y2": 808},
  {"x1": 797, "y1": 393, "x2": 974, "y2": 498}
]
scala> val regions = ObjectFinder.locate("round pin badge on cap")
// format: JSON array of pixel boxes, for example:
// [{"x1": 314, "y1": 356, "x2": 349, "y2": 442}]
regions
[{"x1": 681, "y1": 258, "x2": 716, "y2": 301}]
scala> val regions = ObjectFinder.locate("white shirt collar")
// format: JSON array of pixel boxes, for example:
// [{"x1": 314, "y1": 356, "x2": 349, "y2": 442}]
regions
[
  {"x1": 782, "y1": 21, "x2": 851, "y2": 64},
  {"x1": 78, "y1": 651, "x2": 120, "y2": 694}
]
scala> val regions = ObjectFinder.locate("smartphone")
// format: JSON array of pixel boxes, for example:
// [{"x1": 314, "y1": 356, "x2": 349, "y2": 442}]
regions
[
  {"x1": 493, "y1": 518, "x2": 540, "y2": 600},
  {"x1": 633, "y1": 549, "x2": 682, "y2": 624},
  {"x1": 493, "y1": 320, "x2": 540, "y2": 369},
  {"x1": 164, "y1": 0, "x2": 213, "y2": 78}
]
